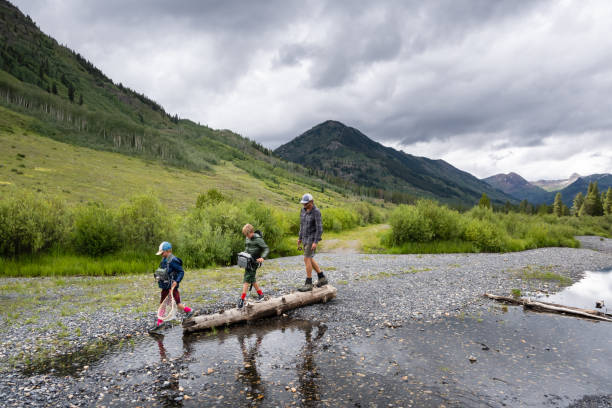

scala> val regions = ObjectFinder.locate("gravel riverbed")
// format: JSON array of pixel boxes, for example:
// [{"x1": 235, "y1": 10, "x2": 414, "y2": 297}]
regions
[{"x1": 1, "y1": 236, "x2": 612, "y2": 407}]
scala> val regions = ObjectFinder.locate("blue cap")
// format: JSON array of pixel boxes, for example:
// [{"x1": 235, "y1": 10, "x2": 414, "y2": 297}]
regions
[{"x1": 156, "y1": 241, "x2": 172, "y2": 255}]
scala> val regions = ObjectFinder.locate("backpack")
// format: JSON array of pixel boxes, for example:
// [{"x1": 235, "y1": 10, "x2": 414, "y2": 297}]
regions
[{"x1": 154, "y1": 254, "x2": 175, "y2": 286}]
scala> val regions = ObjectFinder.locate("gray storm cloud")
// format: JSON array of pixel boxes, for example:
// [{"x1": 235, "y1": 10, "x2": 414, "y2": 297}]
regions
[{"x1": 11, "y1": 0, "x2": 612, "y2": 179}]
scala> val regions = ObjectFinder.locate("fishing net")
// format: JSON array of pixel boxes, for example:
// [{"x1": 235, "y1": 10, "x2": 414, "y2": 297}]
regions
[{"x1": 157, "y1": 292, "x2": 177, "y2": 322}]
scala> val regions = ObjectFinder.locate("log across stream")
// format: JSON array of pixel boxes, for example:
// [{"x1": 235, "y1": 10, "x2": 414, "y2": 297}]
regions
[
  {"x1": 183, "y1": 285, "x2": 338, "y2": 333},
  {"x1": 484, "y1": 293, "x2": 612, "y2": 322}
]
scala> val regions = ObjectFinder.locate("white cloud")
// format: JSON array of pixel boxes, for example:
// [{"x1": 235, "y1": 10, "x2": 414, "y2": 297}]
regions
[{"x1": 389, "y1": 131, "x2": 612, "y2": 180}]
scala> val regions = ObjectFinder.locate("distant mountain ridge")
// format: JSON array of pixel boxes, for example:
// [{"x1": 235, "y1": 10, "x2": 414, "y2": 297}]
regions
[
  {"x1": 482, "y1": 172, "x2": 612, "y2": 206},
  {"x1": 482, "y1": 173, "x2": 552, "y2": 204},
  {"x1": 275, "y1": 120, "x2": 516, "y2": 206},
  {"x1": 531, "y1": 173, "x2": 581, "y2": 192}
]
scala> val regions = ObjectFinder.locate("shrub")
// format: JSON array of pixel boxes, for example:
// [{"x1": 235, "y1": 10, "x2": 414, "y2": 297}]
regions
[
  {"x1": 195, "y1": 188, "x2": 225, "y2": 208},
  {"x1": 71, "y1": 204, "x2": 122, "y2": 256},
  {"x1": 462, "y1": 218, "x2": 507, "y2": 252},
  {"x1": 0, "y1": 192, "x2": 68, "y2": 256},
  {"x1": 118, "y1": 193, "x2": 171, "y2": 250},
  {"x1": 178, "y1": 199, "x2": 287, "y2": 267},
  {"x1": 524, "y1": 223, "x2": 577, "y2": 249},
  {"x1": 352, "y1": 202, "x2": 383, "y2": 225},
  {"x1": 280, "y1": 211, "x2": 301, "y2": 236},
  {"x1": 178, "y1": 215, "x2": 234, "y2": 268},
  {"x1": 242, "y1": 201, "x2": 284, "y2": 252},
  {"x1": 322, "y1": 207, "x2": 360, "y2": 232},
  {"x1": 416, "y1": 200, "x2": 462, "y2": 240},
  {"x1": 389, "y1": 204, "x2": 434, "y2": 245},
  {"x1": 465, "y1": 206, "x2": 497, "y2": 223}
]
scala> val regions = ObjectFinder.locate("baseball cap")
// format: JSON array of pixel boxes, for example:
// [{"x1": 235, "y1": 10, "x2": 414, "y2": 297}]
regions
[
  {"x1": 156, "y1": 241, "x2": 172, "y2": 255},
  {"x1": 300, "y1": 193, "x2": 313, "y2": 204}
]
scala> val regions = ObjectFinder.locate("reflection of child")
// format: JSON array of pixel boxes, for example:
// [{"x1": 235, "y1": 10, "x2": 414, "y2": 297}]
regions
[
  {"x1": 150, "y1": 241, "x2": 194, "y2": 332},
  {"x1": 238, "y1": 224, "x2": 269, "y2": 309}
]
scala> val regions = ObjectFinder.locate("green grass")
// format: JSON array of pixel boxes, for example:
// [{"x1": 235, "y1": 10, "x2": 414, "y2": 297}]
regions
[
  {"x1": 318, "y1": 224, "x2": 390, "y2": 253},
  {"x1": 0, "y1": 250, "x2": 155, "y2": 277},
  {"x1": 519, "y1": 265, "x2": 573, "y2": 286},
  {"x1": 384, "y1": 240, "x2": 477, "y2": 254}
]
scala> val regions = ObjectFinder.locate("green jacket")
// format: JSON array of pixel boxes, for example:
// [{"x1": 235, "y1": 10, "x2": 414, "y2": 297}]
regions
[{"x1": 245, "y1": 232, "x2": 269, "y2": 260}]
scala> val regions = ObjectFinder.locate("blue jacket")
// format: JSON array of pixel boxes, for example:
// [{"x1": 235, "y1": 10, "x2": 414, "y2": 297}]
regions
[{"x1": 158, "y1": 255, "x2": 184, "y2": 290}]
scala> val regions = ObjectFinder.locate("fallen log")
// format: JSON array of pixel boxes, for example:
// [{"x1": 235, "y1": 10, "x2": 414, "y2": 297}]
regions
[
  {"x1": 183, "y1": 285, "x2": 337, "y2": 333},
  {"x1": 484, "y1": 293, "x2": 612, "y2": 322}
]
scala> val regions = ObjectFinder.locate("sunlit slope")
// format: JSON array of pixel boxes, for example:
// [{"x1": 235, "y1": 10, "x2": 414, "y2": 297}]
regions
[{"x1": 0, "y1": 107, "x2": 344, "y2": 211}]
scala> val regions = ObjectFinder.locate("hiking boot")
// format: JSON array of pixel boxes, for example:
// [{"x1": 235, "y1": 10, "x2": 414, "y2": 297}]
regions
[
  {"x1": 298, "y1": 282, "x2": 313, "y2": 292},
  {"x1": 315, "y1": 277, "x2": 328, "y2": 287},
  {"x1": 237, "y1": 298, "x2": 245, "y2": 309},
  {"x1": 255, "y1": 293, "x2": 265, "y2": 302}
]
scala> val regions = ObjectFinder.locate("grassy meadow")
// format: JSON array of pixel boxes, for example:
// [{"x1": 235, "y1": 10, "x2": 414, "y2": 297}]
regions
[{"x1": 0, "y1": 106, "x2": 347, "y2": 211}]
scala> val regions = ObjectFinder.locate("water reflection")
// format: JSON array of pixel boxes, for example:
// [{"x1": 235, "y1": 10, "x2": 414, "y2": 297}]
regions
[
  {"x1": 536, "y1": 268, "x2": 612, "y2": 311},
  {"x1": 224, "y1": 320, "x2": 327, "y2": 406},
  {"x1": 151, "y1": 332, "x2": 193, "y2": 407},
  {"x1": 237, "y1": 333, "x2": 265, "y2": 403},
  {"x1": 149, "y1": 318, "x2": 329, "y2": 406},
  {"x1": 297, "y1": 323, "x2": 327, "y2": 406}
]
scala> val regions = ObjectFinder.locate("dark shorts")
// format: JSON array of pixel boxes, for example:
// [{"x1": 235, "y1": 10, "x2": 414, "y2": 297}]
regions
[
  {"x1": 160, "y1": 288, "x2": 180, "y2": 304},
  {"x1": 243, "y1": 268, "x2": 257, "y2": 284}
]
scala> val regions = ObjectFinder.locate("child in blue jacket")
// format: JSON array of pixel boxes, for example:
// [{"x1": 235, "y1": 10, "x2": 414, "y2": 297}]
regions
[{"x1": 150, "y1": 241, "x2": 193, "y2": 332}]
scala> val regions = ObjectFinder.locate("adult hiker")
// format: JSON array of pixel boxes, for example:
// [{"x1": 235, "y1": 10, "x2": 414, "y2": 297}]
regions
[{"x1": 297, "y1": 193, "x2": 328, "y2": 291}]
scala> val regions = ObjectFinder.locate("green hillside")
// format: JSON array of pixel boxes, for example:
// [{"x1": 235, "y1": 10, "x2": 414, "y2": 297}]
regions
[
  {"x1": 275, "y1": 120, "x2": 516, "y2": 206},
  {"x1": 0, "y1": 106, "x2": 348, "y2": 211}
]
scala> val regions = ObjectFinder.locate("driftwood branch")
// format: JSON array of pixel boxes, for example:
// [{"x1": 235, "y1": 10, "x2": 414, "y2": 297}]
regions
[
  {"x1": 484, "y1": 293, "x2": 612, "y2": 322},
  {"x1": 183, "y1": 285, "x2": 337, "y2": 333}
]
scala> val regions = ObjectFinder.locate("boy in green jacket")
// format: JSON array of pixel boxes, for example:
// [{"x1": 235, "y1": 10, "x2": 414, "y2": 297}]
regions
[{"x1": 238, "y1": 224, "x2": 269, "y2": 308}]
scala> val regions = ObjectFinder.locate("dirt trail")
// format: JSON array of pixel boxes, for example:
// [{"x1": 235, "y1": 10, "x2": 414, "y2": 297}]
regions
[{"x1": 319, "y1": 238, "x2": 361, "y2": 254}]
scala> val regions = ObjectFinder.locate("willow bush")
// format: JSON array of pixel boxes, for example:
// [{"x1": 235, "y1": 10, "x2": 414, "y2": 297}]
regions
[
  {"x1": 386, "y1": 199, "x2": 593, "y2": 253},
  {"x1": 0, "y1": 191, "x2": 68, "y2": 256}
]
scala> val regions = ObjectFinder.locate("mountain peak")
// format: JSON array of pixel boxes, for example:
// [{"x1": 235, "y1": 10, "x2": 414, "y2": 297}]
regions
[
  {"x1": 315, "y1": 120, "x2": 347, "y2": 128},
  {"x1": 275, "y1": 122, "x2": 516, "y2": 205},
  {"x1": 484, "y1": 172, "x2": 529, "y2": 187}
]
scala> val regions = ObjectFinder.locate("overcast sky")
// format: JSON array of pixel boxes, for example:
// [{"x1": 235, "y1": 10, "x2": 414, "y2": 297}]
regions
[{"x1": 13, "y1": 0, "x2": 612, "y2": 180}]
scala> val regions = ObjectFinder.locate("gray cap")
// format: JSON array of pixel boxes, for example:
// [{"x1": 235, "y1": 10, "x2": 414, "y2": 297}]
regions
[{"x1": 300, "y1": 193, "x2": 313, "y2": 204}]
